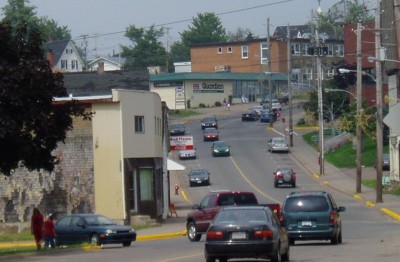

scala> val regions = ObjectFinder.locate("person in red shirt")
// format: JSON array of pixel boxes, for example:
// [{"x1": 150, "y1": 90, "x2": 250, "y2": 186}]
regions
[
  {"x1": 44, "y1": 214, "x2": 56, "y2": 249},
  {"x1": 31, "y1": 207, "x2": 44, "y2": 250}
]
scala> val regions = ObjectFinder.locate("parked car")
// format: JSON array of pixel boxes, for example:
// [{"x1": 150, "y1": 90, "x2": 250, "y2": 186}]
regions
[
  {"x1": 55, "y1": 214, "x2": 136, "y2": 247},
  {"x1": 188, "y1": 168, "x2": 210, "y2": 187},
  {"x1": 169, "y1": 123, "x2": 185, "y2": 136},
  {"x1": 242, "y1": 110, "x2": 259, "y2": 121},
  {"x1": 201, "y1": 116, "x2": 218, "y2": 129},
  {"x1": 211, "y1": 141, "x2": 230, "y2": 157},
  {"x1": 282, "y1": 191, "x2": 346, "y2": 245},
  {"x1": 179, "y1": 149, "x2": 196, "y2": 160},
  {"x1": 274, "y1": 167, "x2": 296, "y2": 188},
  {"x1": 252, "y1": 105, "x2": 264, "y2": 116},
  {"x1": 267, "y1": 137, "x2": 289, "y2": 153},
  {"x1": 375, "y1": 153, "x2": 390, "y2": 171},
  {"x1": 203, "y1": 128, "x2": 219, "y2": 141},
  {"x1": 204, "y1": 205, "x2": 290, "y2": 262},
  {"x1": 262, "y1": 99, "x2": 282, "y2": 111}
]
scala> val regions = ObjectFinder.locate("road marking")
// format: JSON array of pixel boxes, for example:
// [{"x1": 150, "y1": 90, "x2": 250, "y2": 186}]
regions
[
  {"x1": 230, "y1": 157, "x2": 281, "y2": 204},
  {"x1": 159, "y1": 253, "x2": 203, "y2": 262}
]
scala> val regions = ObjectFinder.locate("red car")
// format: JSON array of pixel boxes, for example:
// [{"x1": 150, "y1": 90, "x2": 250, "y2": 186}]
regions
[
  {"x1": 203, "y1": 128, "x2": 219, "y2": 141},
  {"x1": 274, "y1": 168, "x2": 296, "y2": 188}
]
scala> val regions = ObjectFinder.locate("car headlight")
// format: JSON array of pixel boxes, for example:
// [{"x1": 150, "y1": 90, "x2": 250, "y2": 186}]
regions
[
  {"x1": 213, "y1": 149, "x2": 219, "y2": 152},
  {"x1": 106, "y1": 229, "x2": 116, "y2": 234},
  {"x1": 224, "y1": 149, "x2": 229, "y2": 152}
]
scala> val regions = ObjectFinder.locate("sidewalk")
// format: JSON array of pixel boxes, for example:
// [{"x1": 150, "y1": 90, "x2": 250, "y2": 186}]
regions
[{"x1": 1, "y1": 102, "x2": 399, "y2": 250}]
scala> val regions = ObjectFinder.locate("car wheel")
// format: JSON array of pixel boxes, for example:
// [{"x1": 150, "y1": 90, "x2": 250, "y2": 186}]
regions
[
  {"x1": 187, "y1": 222, "x2": 201, "y2": 242},
  {"x1": 281, "y1": 243, "x2": 290, "y2": 261},
  {"x1": 91, "y1": 234, "x2": 101, "y2": 246},
  {"x1": 218, "y1": 258, "x2": 227, "y2": 262},
  {"x1": 204, "y1": 251, "x2": 215, "y2": 262},
  {"x1": 289, "y1": 238, "x2": 295, "y2": 245},
  {"x1": 292, "y1": 181, "x2": 296, "y2": 188},
  {"x1": 338, "y1": 230, "x2": 343, "y2": 244},
  {"x1": 274, "y1": 181, "x2": 278, "y2": 188},
  {"x1": 270, "y1": 242, "x2": 281, "y2": 262},
  {"x1": 331, "y1": 232, "x2": 339, "y2": 245},
  {"x1": 122, "y1": 241, "x2": 131, "y2": 247}
]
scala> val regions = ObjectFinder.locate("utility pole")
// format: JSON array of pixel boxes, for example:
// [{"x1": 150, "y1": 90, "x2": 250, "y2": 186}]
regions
[
  {"x1": 165, "y1": 27, "x2": 171, "y2": 72},
  {"x1": 313, "y1": 20, "x2": 325, "y2": 176},
  {"x1": 287, "y1": 24, "x2": 293, "y2": 147},
  {"x1": 356, "y1": 22, "x2": 363, "y2": 193},
  {"x1": 375, "y1": 0, "x2": 383, "y2": 203},
  {"x1": 267, "y1": 18, "x2": 273, "y2": 128}
]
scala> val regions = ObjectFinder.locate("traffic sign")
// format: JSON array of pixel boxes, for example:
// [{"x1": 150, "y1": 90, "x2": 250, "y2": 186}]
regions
[{"x1": 383, "y1": 103, "x2": 400, "y2": 134}]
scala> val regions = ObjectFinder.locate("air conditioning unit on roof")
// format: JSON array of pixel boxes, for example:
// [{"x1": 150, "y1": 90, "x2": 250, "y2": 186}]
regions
[{"x1": 215, "y1": 65, "x2": 231, "y2": 72}]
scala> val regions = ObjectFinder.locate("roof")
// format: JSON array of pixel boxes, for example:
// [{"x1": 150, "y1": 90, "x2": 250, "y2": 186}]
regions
[
  {"x1": 87, "y1": 56, "x2": 126, "y2": 67},
  {"x1": 150, "y1": 72, "x2": 288, "y2": 82},
  {"x1": 44, "y1": 40, "x2": 69, "y2": 63},
  {"x1": 62, "y1": 70, "x2": 149, "y2": 97}
]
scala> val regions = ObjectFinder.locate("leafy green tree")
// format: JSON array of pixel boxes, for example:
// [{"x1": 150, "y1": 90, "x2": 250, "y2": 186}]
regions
[
  {"x1": 121, "y1": 25, "x2": 166, "y2": 70},
  {"x1": 314, "y1": 0, "x2": 374, "y2": 39},
  {"x1": 169, "y1": 41, "x2": 190, "y2": 64},
  {"x1": 227, "y1": 27, "x2": 255, "y2": 42},
  {"x1": 0, "y1": 22, "x2": 90, "y2": 176},
  {"x1": 174, "y1": 12, "x2": 228, "y2": 60},
  {"x1": 2, "y1": 0, "x2": 71, "y2": 41}
]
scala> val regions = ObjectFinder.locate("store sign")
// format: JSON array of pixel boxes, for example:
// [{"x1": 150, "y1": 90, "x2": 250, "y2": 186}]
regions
[
  {"x1": 170, "y1": 136, "x2": 194, "y2": 150},
  {"x1": 193, "y1": 83, "x2": 224, "y2": 93},
  {"x1": 154, "y1": 82, "x2": 183, "y2": 87}
]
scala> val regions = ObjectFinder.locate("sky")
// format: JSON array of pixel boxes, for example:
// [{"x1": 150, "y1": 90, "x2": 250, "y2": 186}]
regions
[{"x1": 0, "y1": 0, "x2": 374, "y2": 58}]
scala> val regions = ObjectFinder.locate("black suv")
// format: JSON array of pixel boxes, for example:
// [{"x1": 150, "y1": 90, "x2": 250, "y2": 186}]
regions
[{"x1": 282, "y1": 191, "x2": 346, "y2": 245}]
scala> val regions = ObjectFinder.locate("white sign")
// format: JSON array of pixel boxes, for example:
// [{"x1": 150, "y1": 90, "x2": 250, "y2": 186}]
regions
[
  {"x1": 170, "y1": 136, "x2": 194, "y2": 150},
  {"x1": 383, "y1": 103, "x2": 400, "y2": 134}
]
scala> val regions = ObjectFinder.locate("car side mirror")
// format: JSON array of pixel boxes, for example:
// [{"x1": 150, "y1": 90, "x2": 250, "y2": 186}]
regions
[
  {"x1": 338, "y1": 206, "x2": 346, "y2": 212},
  {"x1": 192, "y1": 204, "x2": 201, "y2": 210}
]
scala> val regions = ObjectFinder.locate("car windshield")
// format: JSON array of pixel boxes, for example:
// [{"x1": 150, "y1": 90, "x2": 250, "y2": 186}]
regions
[
  {"x1": 204, "y1": 128, "x2": 217, "y2": 134},
  {"x1": 214, "y1": 209, "x2": 270, "y2": 225},
  {"x1": 86, "y1": 215, "x2": 116, "y2": 226},
  {"x1": 203, "y1": 117, "x2": 216, "y2": 122},
  {"x1": 214, "y1": 142, "x2": 227, "y2": 148},
  {"x1": 278, "y1": 169, "x2": 291, "y2": 175},
  {"x1": 171, "y1": 124, "x2": 184, "y2": 129},
  {"x1": 190, "y1": 169, "x2": 207, "y2": 177},
  {"x1": 284, "y1": 196, "x2": 329, "y2": 212}
]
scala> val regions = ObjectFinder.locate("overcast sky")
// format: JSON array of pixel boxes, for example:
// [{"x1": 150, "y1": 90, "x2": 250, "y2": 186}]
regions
[{"x1": 0, "y1": 0, "x2": 374, "y2": 58}]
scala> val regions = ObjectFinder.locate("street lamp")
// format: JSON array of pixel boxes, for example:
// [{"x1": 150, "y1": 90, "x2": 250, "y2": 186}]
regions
[{"x1": 325, "y1": 88, "x2": 356, "y2": 99}]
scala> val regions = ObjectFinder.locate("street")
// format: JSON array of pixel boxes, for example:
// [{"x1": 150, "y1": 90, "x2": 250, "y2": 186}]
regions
[{"x1": 6, "y1": 106, "x2": 400, "y2": 262}]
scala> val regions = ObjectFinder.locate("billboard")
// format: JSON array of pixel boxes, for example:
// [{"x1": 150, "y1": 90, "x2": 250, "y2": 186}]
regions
[{"x1": 170, "y1": 136, "x2": 194, "y2": 150}]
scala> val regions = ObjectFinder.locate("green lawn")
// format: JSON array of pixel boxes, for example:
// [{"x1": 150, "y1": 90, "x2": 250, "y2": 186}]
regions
[{"x1": 168, "y1": 109, "x2": 199, "y2": 118}]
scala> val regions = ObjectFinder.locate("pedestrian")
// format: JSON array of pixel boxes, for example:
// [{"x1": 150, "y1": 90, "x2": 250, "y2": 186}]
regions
[
  {"x1": 227, "y1": 103, "x2": 230, "y2": 111},
  {"x1": 223, "y1": 98, "x2": 227, "y2": 107},
  {"x1": 44, "y1": 213, "x2": 56, "y2": 249},
  {"x1": 31, "y1": 207, "x2": 44, "y2": 250}
]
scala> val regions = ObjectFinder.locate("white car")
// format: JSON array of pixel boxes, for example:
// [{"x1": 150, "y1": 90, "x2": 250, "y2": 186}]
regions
[
  {"x1": 267, "y1": 137, "x2": 289, "y2": 153},
  {"x1": 252, "y1": 105, "x2": 264, "y2": 116},
  {"x1": 263, "y1": 99, "x2": 282, "y2": 111},
  {"x1": 179, "y1": 149, "x2": 196, "y2": 160}
]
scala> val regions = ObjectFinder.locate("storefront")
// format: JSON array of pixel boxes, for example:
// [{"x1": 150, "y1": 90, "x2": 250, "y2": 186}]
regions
[{"x1": 149, "y1": 72, "x2": 288, "y2": 110}]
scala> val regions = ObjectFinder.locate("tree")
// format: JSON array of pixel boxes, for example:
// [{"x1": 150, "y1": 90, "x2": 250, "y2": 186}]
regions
[
  {"x1": 2, "y1": 0, "x2": 71, "y2": 41},
  {"x1": 121, "y1": 25, "x2": 167, "y2": 70},
  {"x1": 227, "y1": 27, "x2": 255, "y2": 42},
  {"x1": 169, "y1": 41, "x2": 190, "y2": 64},
  {"x1": 174, "y1": 12, "x2": 228, "y2": 60},
  {"x1": 0, "y1": 22, "x2": 90, "y2": 176},
  {"x1": 314, "y1": 0, "x2": 374, "y2": 39}
]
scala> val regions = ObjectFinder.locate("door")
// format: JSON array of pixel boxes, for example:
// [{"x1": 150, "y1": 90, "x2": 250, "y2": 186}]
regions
[{"x1": 128, "y1": 170, "x2": 138, "y2": 212}]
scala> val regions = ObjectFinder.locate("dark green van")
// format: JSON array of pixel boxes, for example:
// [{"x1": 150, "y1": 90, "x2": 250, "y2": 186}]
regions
[{"x1": 282, "y1": 191, "x2": 346, "y2": 245}]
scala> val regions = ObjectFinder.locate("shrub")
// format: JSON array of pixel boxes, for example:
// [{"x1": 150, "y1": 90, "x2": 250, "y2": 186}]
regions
[
  {"x1": 187, "y1": 99, "x2": 191, "y2": 109},
  {"x1": 199, "y1": 103, "x2": 206, "y2": 108},
  {"x1": 297, "y1": 118, "x2": 305, "y2": 126},
  {"x1": 215, "y1": 101, "x2": 222, "y2": 107}
]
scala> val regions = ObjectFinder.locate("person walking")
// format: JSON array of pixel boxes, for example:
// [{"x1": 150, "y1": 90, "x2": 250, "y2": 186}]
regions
[
  {"x1": 31, "y1": 207, "x2": 44, "y2": 250},
  {"x1": 44, "y1": 213, "x2": 56, "y2": 249}
]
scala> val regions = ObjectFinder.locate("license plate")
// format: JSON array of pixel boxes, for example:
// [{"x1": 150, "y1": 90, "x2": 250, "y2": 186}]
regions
[
  {"x1": 302, "y1": 221, "x2": 312, "y2": 227},
  {"x1": 232, "y1": 232, "x2": 247, "y2": 239},
  {"x1": 197, "y1": 181, "x2": 202, "y2": 183}
]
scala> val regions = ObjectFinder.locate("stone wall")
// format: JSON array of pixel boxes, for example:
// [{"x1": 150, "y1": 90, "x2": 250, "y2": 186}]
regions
[{"x1": 0, "y1": 116, "x2": 95, "y2": 226}]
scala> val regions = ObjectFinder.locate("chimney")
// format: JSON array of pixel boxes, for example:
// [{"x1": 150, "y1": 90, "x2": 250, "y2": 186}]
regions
[
  {"x1": 97, "y1": 62, "x2": 104, "y2": 75},
  {"x1": 47, "y1": 49, "x2": 55, "y2": 67}
]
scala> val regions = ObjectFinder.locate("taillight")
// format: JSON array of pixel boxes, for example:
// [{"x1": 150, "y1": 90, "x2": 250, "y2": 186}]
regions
[
  {"x1": 207, "y1": 230, "x2": 224, "y2": 239},
  {"x1": 253, "y1": 230, "x2": 273, "y2": 239},
  {"x1": 329, "y1": 211, "x2": 336, "y2": 224}
]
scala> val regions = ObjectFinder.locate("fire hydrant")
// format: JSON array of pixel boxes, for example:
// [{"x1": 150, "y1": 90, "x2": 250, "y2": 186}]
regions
[{"x1": 174, "y1": 184, "x2": 180, "y2": 195}]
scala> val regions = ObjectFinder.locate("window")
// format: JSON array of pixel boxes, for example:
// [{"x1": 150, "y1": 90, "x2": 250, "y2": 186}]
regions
[
  {"x1": 302, "y1": 43, "x2": 312, "y2": 56},
  {"x1": 336, "y1": 44, "x2": 344, "y2": 56},
  {"x1": 135, "y1": 116, "x2": 144, "y2": 133},
  {"x1": 291, "y1": 43, "x2": 300, "y2": 55},
  {"x1": 217, "y1": 47, "x2": 223, "y2": 54},
  {"x1": 139, "y1": 168, "x2": 153, "y2": 201},
  {"x1": 227, "y1": 46, "x2": 232, "y2": 53},
  {"x1": 61, "y1": 60, "x2": 68, "y2": 69},
  {"x1": 241, "y1": 45, "x2": 248, "y2": 59},
  {"x1": 71, "y1": 60, "x2": 78, "y2": 70},
  {"x1": 326, "y1": 44, "x2": 334, "y2": 56},
  {"x1": 305, "y1": 68, "x2": 313, "y2": 80},
  {"x1": 260, "y1": 43, "x2": 268, "y2": 64}
]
